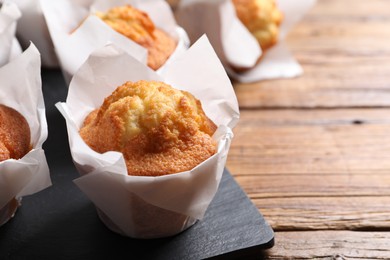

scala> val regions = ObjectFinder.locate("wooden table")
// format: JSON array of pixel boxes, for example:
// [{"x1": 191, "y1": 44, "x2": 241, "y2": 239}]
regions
[{"x1": 228, "y1": 0, "x2": 390, "y2": 258}]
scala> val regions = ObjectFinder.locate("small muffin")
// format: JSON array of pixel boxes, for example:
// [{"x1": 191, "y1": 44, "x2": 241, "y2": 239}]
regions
[
  {"x1": 0, "y1": 104, "x2": 31, "y2": 162},
  {"x1": 232, "y1": 0, "x2": 283, "y2": 51},
  {"x1": 79, "y1": 80, "x2": 217, "y2": 177},
  {"x1": 0, "y1": 104, "x2": 31, "y2": 225},
  {"x1": 96, "y1": 5, "x2": 177, "y2": 70}
]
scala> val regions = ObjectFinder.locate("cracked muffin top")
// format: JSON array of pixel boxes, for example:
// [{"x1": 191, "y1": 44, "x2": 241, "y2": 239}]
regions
[
  {"x1": 79, "y1": 80, "x2": 217, "y2": 176},
  {"x1": 96, "y1": 5, "x2": 177, "y2": 70}
]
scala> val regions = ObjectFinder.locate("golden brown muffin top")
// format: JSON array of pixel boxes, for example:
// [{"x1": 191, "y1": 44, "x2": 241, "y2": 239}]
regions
[
  {"x1": 232, "y1": 0, "x2": 283, "y2": 51},
  {"x1": 0, "y1": 105, "x2": 31, "y2": 162},
  {"x1": 96, "y1": 5, "x2": 177, "y2": 70},
  {"x1": 79, "y1": 80, "x2": 217, "y2": 176}
]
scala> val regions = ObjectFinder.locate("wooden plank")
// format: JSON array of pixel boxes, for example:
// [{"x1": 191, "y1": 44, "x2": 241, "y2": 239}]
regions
[
  {"x1": 167, "y1": 0, "x2": 179, "y2": 9},
  {"x1": 254, "y1": 196, "x2": 390, "y2": 231},
  {"x1": 226, "y1": 109, "x2": 390, "y2": 230},
  {"x1": 307, "y1": 0, "x2": 390, "y2": 17},
  {"x1": 227, "y1": 109, "x2": 390, "y2": 175},
  {"x1": 236, "y1": 173, "x2": 390, "y2": 198},
  {"x1": 233, "y1": 0, "x2": 390, "y2": 108},
  {"x1": 265, "y1": 231, "x2": 390, "y2": 259}
]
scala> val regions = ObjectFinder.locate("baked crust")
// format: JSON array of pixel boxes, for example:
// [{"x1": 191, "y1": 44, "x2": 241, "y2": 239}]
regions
[
  {"x1": 0, "y1": 105, "x2": 31, "y2": 162},
  {"x1": 96, "y1": 5, "x2": 177, "y2": 70},
  {"x1": 80, "y1": 80, "x2": 217, "y2": 176},
  {"x1": 232, "y1": 0, "x2": 283, "y2": 51}
]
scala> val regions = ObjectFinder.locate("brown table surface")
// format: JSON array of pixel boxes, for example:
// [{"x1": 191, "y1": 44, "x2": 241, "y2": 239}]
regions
[{"x1": 228, "y1": 0, "x2": 390, "y2": 258}]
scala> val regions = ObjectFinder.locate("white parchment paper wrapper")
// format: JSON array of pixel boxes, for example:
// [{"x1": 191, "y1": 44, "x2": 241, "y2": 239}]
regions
[
  {"x1": 2, "y1": 0, "x2": 94, "y2": 68},
  {"x1": 56, "y1": 35, "x2": 239, "y2": 238},
  {"x1": 40, "y1": 0, "x2": 190, "y2": 85},
  {"x1": 0, "y1": 2, "x2": 21, "y2": 67},
  {"x1": 176, "y1": 0, "x2": 316, "y2": 83},
  {"x1": 0, "y1": 43, "x2": 52, "y2": 226}
]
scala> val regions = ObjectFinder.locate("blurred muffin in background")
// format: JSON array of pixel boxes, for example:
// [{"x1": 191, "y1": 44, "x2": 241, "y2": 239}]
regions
[
  {"x1": 232, "y1": 0, "x2": 283, "y2": 51},
  {"x1": 96, "y1": 5, "x2": 177, "y2": 70}
]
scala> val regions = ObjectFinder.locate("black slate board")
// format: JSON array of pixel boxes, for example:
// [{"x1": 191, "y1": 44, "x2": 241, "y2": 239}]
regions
[{"x1": 0, "y1": 69, "x2": 274, "y2": 259}]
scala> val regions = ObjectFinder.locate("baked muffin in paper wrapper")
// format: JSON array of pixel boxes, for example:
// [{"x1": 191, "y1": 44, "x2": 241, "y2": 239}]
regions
[
  {"x1": 40, "y1": 0, "x2": 190, "y2": 85},
  {"x1": 56, "y1": 35, "x2": 239, "y2": 238},
  {"x1": 1, "y1": 0, "x2": 94, "y2": 68},
  {"x1": 0, "y1": 1, "x2": 22, "y2": 67},
  {"x1": 176, "y1": 0, "x2": 316, "y2": 83},
  {"x1": 0, "y1": 43, "x2": 52, "y2": 226}
]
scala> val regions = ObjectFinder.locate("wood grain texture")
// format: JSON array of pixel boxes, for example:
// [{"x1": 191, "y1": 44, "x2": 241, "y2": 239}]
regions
[
  {"x1": 227, "y1": 0, "x2": 390, "y2": 258},
  {"x1": 256, "y1": 196, "x2": 390, "y2": 231},
  {"x1": 266, "y1": 231, "x2": 390, "y2": 259},
  {"x1": 233, "y1": 0, "x2": 390, "y2": 108},
  {"x1": 226, "y1": 109, "x2": 390, "y2": 231},
  {"x1": 227, "y1": 109, "x2": 390, "y2": 175}
]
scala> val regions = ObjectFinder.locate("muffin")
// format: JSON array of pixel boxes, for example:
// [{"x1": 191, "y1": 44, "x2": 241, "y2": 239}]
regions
[
  {"x1": 79, "y1": 80, "x2": 217, "y2": 176},
  {"x1": 95, "y1": 5, "x2": 177, "y2": 70},
  {"x1": 0, "y1": 104, "x2": 31, "y2": 161},
  {"x1": 232, "y1": 0, "x2": 283, "y2": 51},
  {"x1": 0, "y1": 104, "x2": 31, "y2": 225}
]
